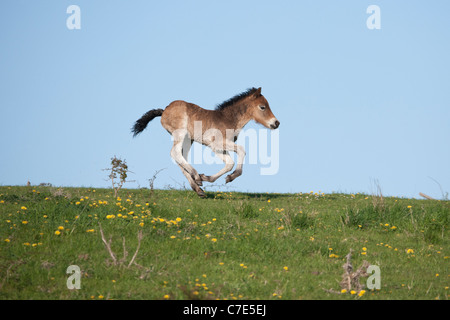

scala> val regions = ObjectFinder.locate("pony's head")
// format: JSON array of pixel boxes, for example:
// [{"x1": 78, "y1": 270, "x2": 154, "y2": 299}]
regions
[{"x1": 248, "y1": 88, "x2": 280, "y2": 130}]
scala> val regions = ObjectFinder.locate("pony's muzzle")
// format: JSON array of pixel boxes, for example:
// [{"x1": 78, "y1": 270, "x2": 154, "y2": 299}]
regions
[{"x1": 270, "y1": 120, "x2": 280, "y2": 130}]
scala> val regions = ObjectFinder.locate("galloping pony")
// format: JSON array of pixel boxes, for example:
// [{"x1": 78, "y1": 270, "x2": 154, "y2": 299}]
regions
[{"x1": 132, "y1": 87, "x2": 280, "y2": 197}]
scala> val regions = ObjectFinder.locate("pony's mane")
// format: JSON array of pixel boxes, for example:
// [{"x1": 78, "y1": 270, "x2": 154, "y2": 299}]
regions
[{"x1": 215, "y1": 87, "x2": 258, "y2": 111}]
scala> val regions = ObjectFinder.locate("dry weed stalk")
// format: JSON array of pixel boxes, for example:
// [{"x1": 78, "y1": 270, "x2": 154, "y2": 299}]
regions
[
  {"x1": 325, "y1": 249, "x2": 371, "y2": 295},
  {"x1": 340, "y1": 249, "x2": 370, "y2": 292},
  {"x1": 98, "y1": 222, "x2": 143, "y2": 268}
]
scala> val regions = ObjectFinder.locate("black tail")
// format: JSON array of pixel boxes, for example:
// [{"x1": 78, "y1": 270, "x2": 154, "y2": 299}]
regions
[{"x1": 132, "y1": 108, "x2": 164, "y2": 137}]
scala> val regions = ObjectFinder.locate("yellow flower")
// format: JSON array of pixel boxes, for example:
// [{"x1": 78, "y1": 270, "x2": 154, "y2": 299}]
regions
[
  {"x1": 350, "y1": 290, "x2": 356, "y2": 295},
  {"x1": 98, "y1": 295, "x2": 104, "y2": 299},
  {"x1": 362, "y1": 247, "x2": 367, "y2": 251},
  {"x1": 139, "y1": 222, "x2": 144, "y2": 227},
  {"x1": 163, "y1": 294, "x2": 170, "y2": 299},
  {"x1": 75, "y1": 202, "x2": 80, "y2": 205},
  {"x1": 340, "y1": 289, "x2": 347, "y2": 294},
  {"x1": 211, "y1": 238, "x2": 217, "y2": 242},
  {"x1": 407, "y1": 205, "x2": 412, "y2": 209},
  {"x1": 283, "y1": 266, "x2": 289, "y2": 271},
  {"x1": 58, "y1": 226, "x2": 64, "y2": 230},
  {"x1": 267, "y1": 199, "x2": 271, "y2": 203},
  {"x1": 358, "y1": 290, "x2": 366, "y2": 297},
  {"x1": 406, "y1": 249, "x2": 414, "y2": 254},
  {"x1": 170, "y1": 236, "x2": 176, "y2": 239},
  {"x1": 21, "y1": 206, "x2": 27, "y2": 210},
  {"x1": 54, "y1": 230, "x2": 61, "y2": 235},
  {"x1": 4, "y1": 239, "x2": 10, "y2": 243},
  {"x1": 22, "y1": 221, "x2": 28, "y2": 224},
  {"x1": 176, "y1": 217, "x2": 182, "y2": 222}
]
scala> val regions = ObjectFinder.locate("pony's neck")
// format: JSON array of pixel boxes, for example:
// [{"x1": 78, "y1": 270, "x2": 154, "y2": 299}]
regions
[{"x1": 220, "y1": 101, "x2": 252, "y2": 131}]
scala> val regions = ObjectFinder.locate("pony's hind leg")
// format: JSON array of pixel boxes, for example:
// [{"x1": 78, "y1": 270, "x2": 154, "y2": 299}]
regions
[
  {"x1": 171, "y1": 136, "x2": 205, "y2": 197},
  {"x1": 170, "y1": 133, "x2": 203, "y2": 186}
]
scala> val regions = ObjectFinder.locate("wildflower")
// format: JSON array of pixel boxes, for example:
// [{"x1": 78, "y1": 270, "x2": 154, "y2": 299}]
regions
[
  {"x1": 58, "y1": 226, "x2": 64, "y2": 230},
  {"x1": 329, "y1": 254, "x2": 339, "y2": 258},
  {"x1": 139, "y1": 222, "x2": 144, "y2": 227},
  {"x1": 176, "y1": 217, "x2": 182, "y2": 222},
  {"x1": 211, "y1": 238, "x2": 217, "y2": 242},
  {"x1": 163, "y1": 294, "x2": 170, "y2": 299},
  {"x1": 267, "y1": 199, "x2": 271, "y2": 203},
  {"x1": 406, "y1": 249, "x2": 414, "y2": 254},
  {"x1": 219, "y1": 262, "x2": 224, "y2": 266},
  {"x1": 4, "y1": 239, "x2": 10, "y2": 243},
  {"x1": 22, "y1": 221, "x2": 28, "y2": 225},
  {"x1": 55, "y1": 230, "x2": 61, "y2": 235},
  {"x1": 170, "y1": 235, "x2": 176, "y2": 239},
  {"x1": 98, "y1": 295, "x2": 104, "y2": 299},
  {"x1": 340, "y1": 289, "x2": 347, "y2": 294},
  {"x1": 407, "y1": 205, "x2": 412, "y2": 209},
  {"x1": 350, "y1": 290, "x2": 356, "y2": 295},
  {"x1": 358, "y1": 290, "x2": 366, "y2": 297},
  {"x1": 75, "y1": 202, "x2": 80, "y2": 205},
  {"x1": 283, "y1": 266, "x2": 289, "y2": 271},
  {"x1": 21, "y1": 206, "x2": 27, "y2": 210},
  {"x1": 362, "y1": 247, "x2": 367, "y2": 251}
]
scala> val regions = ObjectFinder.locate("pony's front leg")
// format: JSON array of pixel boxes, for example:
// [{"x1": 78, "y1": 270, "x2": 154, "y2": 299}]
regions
[
  {"x1": 224, "y1": 143, "x2": 246, "y2": 184},
  {"x1": 200, "y1": 150, "x2": 234, "y2": 183}
]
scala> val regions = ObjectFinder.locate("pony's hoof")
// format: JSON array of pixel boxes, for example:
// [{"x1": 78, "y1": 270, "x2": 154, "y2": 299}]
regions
[
  {"x1": 197, "y1": 189, "x2": 206, "y2": 198},
  {"x1": 199, "y1": 174, "x2": 209, "y2": 182},
  {"x1": 225, "y1": 175, "x2": 233, "y2": 184}
]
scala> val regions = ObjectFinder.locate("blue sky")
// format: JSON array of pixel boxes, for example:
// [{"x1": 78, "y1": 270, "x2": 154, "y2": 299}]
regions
[{"x1": 1, "y1": 1, "x2": 449, "y2": 199}]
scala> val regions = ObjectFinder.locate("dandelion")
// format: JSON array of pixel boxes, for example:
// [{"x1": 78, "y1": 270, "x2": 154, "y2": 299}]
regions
[
  {"x1": 267, "y1": 199, "x2": 271, "y2": 203},
  {"x1": 358, "y1": 290, "x2": 366, "y2": 297},
  {"x1": 75, "y1": 202, "x2": 80, "y2": 205},
  {"x1": 164, "y1": 294, "x2": 170, "y2": 299},
  {"x1": 98, "y1": 295, "x2": 104, "y2": 299},
  {"x1": 211, "y1": 238, "x2": 217, "y2": 242},
  {"x1": 170, "y1": 235, "x2": 176, "y2": 239},
  {"x1": 22, "y1": 221, "x2": 28, "y2": 225},
  {"x1": 341, "y1": 289, "x2": 347, "y2": 294},
  {"x1": 58, "y1": 226, "x2": 64, "y2": 230},
  {"x1": 283, "y1": 266, "x2": 289, "y2": 271},
  {"x1": 21, "y1": 206, "x2": 27, "y2": 210},
  {"x1": 54, "y1": 230, "x2": 61, "y2": 235},
  {"x1": 406, "y1": 249, "x2": 414, "y2": 254},
  {"x1": 407, "y1": 205, "x2": 412, "y2": 209},
  {"x1": 350, "y1": 290, "x2": 356, "y2": 295},
  {"x1": 4, "y1": 239, "x2": 10, "y2": 243},
  {"x1": 176, "y1": 217, "x2": 182, "y2": 222}
]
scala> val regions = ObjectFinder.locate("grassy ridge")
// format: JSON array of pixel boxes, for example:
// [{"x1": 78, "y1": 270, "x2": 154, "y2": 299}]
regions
[{"x1": 0, "y1": 186, "x2": 448, "y2": 300}]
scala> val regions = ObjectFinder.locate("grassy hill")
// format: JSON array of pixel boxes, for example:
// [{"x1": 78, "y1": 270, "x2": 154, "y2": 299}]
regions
[{"x1": 0, "y1": 186, "x2": 448, "y2": 300}]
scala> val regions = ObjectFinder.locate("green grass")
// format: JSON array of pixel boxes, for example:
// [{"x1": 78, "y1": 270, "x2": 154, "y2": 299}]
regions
[{"x1": 0, "y1": 186, "x2": 448, "y2": 300}]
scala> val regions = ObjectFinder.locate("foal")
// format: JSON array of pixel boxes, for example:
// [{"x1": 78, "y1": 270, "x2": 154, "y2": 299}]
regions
[{"x1": 132, "y1": 87, "x2": 280, "y2": 198}]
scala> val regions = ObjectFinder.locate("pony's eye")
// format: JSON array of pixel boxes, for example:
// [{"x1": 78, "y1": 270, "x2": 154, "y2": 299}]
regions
[{"x1": 259, "y1": 105, "x2": 266, "y2": 111}]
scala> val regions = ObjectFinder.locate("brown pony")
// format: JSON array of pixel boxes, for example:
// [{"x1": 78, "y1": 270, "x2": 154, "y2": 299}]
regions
[{"x1": 132, "y1": 87, "x2": 280, "y2": 197}]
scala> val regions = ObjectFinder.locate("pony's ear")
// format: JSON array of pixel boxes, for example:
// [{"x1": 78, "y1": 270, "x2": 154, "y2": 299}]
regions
[{"x1": 253, "y1": 87, "x2": 262, "y2": 97}]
